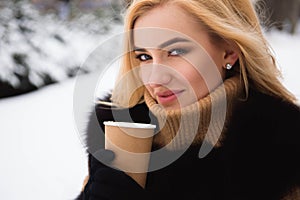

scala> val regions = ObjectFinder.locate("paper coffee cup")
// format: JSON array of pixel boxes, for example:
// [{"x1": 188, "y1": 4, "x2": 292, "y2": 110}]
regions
[{"x1": 103, "y1": 121, "x2": 156, "y2": 188}]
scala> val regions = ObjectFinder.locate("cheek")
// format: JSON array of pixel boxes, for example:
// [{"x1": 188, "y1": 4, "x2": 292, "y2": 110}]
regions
[
  {"x1": 187, "y1": 73, "x2": 205, "y2": 91},
  {"x1": 179, "y1": 67, "x2": 209, "y2": 99},
  {"x1": 177, "y1": 62, "x2": 204, "y2": 86}
]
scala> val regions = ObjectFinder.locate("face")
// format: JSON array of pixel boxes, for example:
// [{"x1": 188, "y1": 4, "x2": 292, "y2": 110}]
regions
[{"x1": 133, "y1": 4, "x2": 231, "y2": 110}]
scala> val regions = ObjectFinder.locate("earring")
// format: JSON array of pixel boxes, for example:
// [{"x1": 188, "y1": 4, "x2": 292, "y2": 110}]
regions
[{"x1": 225, "y1": 63, "x2": 232, "y2": 70}]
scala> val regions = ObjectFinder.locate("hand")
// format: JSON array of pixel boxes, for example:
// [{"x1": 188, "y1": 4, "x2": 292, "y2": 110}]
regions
[{"x1": 83, "y1": 149, "x2": 153, "y2": 200}]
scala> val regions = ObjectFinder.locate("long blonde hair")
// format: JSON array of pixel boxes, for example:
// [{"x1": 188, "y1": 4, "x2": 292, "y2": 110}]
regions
[{"x1": 111, "y1": 0, "x2": 297, "y2": 107}]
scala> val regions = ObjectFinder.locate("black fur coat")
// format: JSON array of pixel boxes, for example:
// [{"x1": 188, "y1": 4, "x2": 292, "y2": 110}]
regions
[{"x1": 76, "y1": 89, "x2": 300, "y2": 200}]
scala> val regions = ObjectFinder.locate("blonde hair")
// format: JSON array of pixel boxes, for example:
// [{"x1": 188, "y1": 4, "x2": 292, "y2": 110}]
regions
[{"x1": 111, "y1": 0, "x2": 297, "y2": 107}]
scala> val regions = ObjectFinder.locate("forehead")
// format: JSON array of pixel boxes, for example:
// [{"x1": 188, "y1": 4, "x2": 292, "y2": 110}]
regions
[{"x1": 133, "y1": 4, "x2": 207, "y2": 48}]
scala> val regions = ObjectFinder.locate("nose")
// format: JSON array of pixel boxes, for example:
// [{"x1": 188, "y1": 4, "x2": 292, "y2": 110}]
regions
[
  {"x1": 140, "y1": 63, "x2": 172, "y2": 87},
  {"x1": 149, "y1": 70, "x2": 171, "y2": 87}
]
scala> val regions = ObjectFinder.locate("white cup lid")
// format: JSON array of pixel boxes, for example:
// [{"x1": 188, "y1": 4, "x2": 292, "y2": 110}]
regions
[{"x1": 103, "y1": 121, "x2": 156, "y2": 129}]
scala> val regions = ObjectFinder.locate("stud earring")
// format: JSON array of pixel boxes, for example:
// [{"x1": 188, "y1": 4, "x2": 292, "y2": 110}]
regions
[{"x1": 225, "y1": 63, "x2": 232, "y2": 70}]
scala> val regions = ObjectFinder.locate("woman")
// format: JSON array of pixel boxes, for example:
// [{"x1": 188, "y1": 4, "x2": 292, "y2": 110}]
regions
[{"x1": 76, "y1": 0, "x2": 300, "y2": 199}]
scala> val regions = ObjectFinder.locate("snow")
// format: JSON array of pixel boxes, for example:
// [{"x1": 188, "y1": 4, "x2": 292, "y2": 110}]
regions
[
  {"x1": 0, "y1": 78, "x2": 88, "y2": 199},
  {"x1": 0, "y1": 22, "x2": 299, "y2": 200},
  {"x1": 0, "y1": 0, "x2": 123, "y2": 89}
]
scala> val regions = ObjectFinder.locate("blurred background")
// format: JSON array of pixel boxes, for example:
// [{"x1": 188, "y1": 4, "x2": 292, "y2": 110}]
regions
[
  {"x1": 0, "y1": 0, "x2": 299, "y2": 199},
  {"x1": 0, "y1": 0, "x2": 126, "y2": 98}
]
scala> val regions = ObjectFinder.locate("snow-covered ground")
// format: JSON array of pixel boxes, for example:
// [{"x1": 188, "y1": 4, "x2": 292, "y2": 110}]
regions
[{"x1": 0, "y1": 24, "x2": 299, "y2": 199}]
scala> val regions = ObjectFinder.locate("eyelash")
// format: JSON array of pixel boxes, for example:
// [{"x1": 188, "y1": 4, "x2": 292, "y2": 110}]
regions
[
  {"x1": 135, "y1": 48, "x2": 188, "y2": 62},
  {"x1": 135, "y1": 54, "x2": 152, "y2": 61},
  {"x1": 169, "y1": 48, "x2": 188, "y2": 56}
]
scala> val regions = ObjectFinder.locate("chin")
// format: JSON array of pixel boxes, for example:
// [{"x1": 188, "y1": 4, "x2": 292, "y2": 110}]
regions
[
  {"x1": 164, "y1": 104, "x2": 181, "y2": 111},
  {"x1": 161, "y1": 102, "x2": 190, "y2": 111}
]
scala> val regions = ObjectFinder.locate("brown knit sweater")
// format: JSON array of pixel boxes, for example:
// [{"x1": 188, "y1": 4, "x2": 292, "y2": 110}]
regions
[{"x1": 144, "y1": 76, "x2": 242, "y2": 150}]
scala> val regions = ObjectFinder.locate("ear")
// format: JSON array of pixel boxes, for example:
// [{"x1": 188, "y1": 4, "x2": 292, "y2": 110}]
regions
[{"x1": 223, "y1": 43, "x2": 240, "y2": 67}]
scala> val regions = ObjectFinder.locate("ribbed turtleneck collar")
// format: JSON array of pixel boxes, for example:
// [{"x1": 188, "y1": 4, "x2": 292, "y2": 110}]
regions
[{"x1": 144, "y1": 76, "x2": 243, "y2": 151}]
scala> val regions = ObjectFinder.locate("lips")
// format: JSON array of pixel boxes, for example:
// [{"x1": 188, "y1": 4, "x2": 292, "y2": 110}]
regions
[
  {"x1": 156, "y1": 90, "x2": 183, "y2": 97},
  {"x1": 157, "y1": 91, "x2": 175, "y2": 97},
  {"x1": 155, "y1": 90, "x2": 184, "y2": 104}
]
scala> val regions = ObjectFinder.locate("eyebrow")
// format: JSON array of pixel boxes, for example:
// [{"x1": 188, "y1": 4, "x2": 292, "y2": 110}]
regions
[{"x1": 133, "y1": 37, "x2": 191, "y2": 51}]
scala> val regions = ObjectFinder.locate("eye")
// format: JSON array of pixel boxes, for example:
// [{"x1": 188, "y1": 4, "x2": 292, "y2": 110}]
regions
[
  {"x1": 135, "y1": 54, "x2": 152, "y2": 61},
  {"x1": 169, "y1": 48, "x2": 188, "y2": 56}
]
